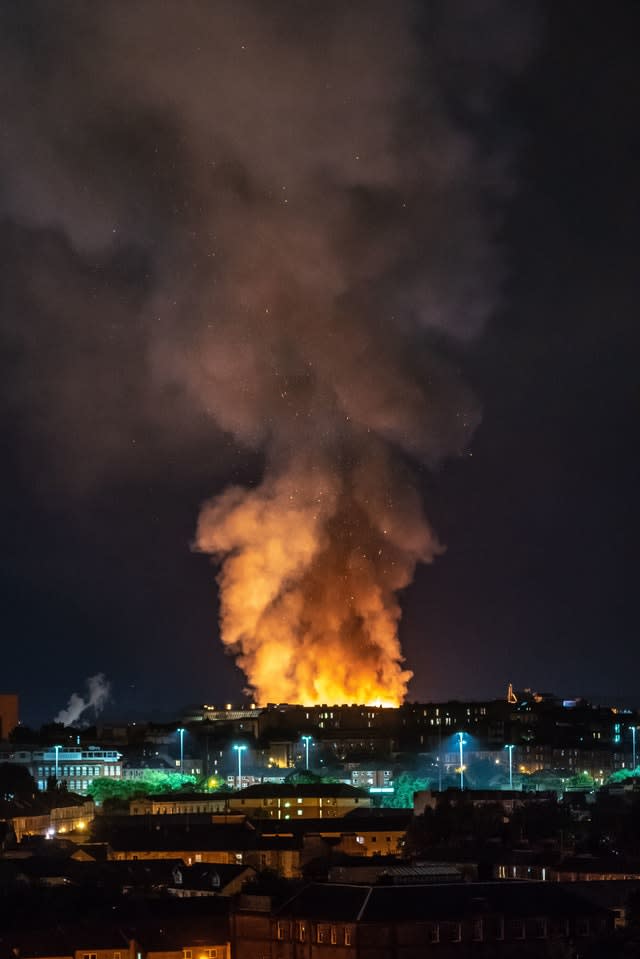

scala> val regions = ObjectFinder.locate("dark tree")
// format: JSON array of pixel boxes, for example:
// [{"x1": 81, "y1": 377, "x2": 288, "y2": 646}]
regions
[{"x1": 0, "y1": 763, "x2": 37, "y2": 800}]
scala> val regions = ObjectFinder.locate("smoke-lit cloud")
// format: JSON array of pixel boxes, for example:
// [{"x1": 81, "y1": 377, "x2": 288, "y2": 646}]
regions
[
  {"x1": 55, "y1": 673, "x2": 111, "y2": 726},
  {"x1": 0, "y1": 2, "x2": 535, "y2": 704}
]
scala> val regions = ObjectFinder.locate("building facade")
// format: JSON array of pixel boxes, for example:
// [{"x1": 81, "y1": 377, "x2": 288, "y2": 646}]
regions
[
  {"x1": 9, "y1": 746, "x2": 123, "y2": 794},
  {"x1": 232, "y1": 882, "x2": 613, "y2": 959},
  {"x1": 0, "y1": 693, "x2": 19, "y2": 740}
]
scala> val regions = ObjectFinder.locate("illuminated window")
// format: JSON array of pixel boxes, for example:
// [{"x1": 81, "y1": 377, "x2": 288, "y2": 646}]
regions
[{"x1": 344, "y1": 929, "x2": 352, "y2": 945}]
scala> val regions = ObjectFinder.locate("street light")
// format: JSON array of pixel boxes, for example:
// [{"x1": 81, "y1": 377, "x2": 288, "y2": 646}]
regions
[
  {"x1": 301, "y1": 736, "x2": 312, "y2": 771},
  {"x1": 457, "y1": 732, "x2": 467, "y2": 791},
  {"x1": 177, "y1": 728, "x2": 185, "y2": 776},
  {"x1": 53, "y1": 744, "x2": 61, "y2": 782},
  {"x1": 504, "y1": 744, "x2": 515, "y2": 790},
  {"x1": 632, "y1": 726, "x2": 637, "y2": 770},
  {"x1": 233, "y1": 744, "x2": 247, "y2": 788}
]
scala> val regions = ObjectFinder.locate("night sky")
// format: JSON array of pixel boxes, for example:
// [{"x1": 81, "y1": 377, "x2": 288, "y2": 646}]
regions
[{"x1": 1, "y1": 2, "x2": 638, "y2": 725}]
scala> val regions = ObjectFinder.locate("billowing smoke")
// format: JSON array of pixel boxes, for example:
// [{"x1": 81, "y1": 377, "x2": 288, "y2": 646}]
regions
[
  {"x1": 0, "y1": 2, "x2": 535, "y2": 705},
  {"x1": 55, "y1": 674, "x2": 111, "y2": 727}
]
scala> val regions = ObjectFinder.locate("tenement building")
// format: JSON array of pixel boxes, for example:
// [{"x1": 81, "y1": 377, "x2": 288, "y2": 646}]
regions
[{"x1": 233, "y1": 881, "x2": 613, "y2": 958}]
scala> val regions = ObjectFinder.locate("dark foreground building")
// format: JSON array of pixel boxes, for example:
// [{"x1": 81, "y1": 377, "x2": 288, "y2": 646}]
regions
[{"x1": 232, "y1": 881, "x2": 612, "y2": 958}]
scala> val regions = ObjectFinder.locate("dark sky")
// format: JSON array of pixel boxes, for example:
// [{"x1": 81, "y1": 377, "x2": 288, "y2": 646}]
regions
[{"x1": 1, "y1": 2, "x2": 639, "y2": 725}]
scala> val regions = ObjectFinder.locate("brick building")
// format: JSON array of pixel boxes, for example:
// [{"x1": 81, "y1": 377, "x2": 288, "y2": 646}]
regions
[
  {"x1": 0, "y1": 693, "x2": 18, "y2": 740},
  {"x1": 233, "y1": 881, "x2": 613, "y2": 958}
]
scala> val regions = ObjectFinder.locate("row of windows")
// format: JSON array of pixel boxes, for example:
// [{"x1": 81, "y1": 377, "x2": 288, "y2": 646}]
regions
[
  {"x1": 38, "y1": 779, "x2": 91, "y2": 792},
  {"x1": 355, "y1": 835, "x2": 396, "y2": 844},
  {"x1": 82, "y1": 950, "x2": 220, "y2": 959},
  {"x1": 38, "y1": 765, "x2": 102, "y2": 777},
  {"x1": 36, "y1": 765, "x2": 121, "y2": 778},
  {"x1": 275, "y1": 918, "x2": 596, "y2": 944},
  {"x1": 277, "y1": 922, "x2": 351, "y2": 945}
]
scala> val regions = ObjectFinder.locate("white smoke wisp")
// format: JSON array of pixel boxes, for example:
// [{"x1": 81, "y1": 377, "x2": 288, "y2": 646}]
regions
[{"x1": 54, "y1": 673, "x2": 111, "y2": 726}]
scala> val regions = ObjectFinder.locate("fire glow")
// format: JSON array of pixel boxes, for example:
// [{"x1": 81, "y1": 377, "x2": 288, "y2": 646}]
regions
[{"x1": 197, "y1": 458, "x2": 443, "y2": 706}]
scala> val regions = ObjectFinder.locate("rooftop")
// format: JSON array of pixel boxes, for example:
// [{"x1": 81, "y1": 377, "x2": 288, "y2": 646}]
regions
[{"x1": 276, "y1": 880, "x2": 613, "y2": 922}]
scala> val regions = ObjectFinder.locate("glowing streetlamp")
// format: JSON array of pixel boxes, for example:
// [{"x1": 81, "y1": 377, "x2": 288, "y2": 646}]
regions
[
  {"x1": 233, "y1": 744, "x2": 247, "y2": 788},
  {"x1": 177, "y1": 727, "x2": 185, "y2": 775},
  {"x1": 457, "y1": 732, "x2": 467, "y2": 790},
  {"x1": 301, "y1": 735, "x2": 312, "y2": 770},
  {"x1": 632, "y1": 726, "x2": 637, "y2": 770},
  {"x1": 53, "y1": 744, "x2": 62, "y2": 782},
  {"x1": 504, "y1": 744, "x2": 515, "y2": 790}
]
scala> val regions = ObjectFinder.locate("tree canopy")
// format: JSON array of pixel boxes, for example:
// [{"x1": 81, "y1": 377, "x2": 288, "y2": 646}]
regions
[
  {"x1": 0, "y1": 763, "x2": 37, "y2": 801},
  {"x1": 87, "y1": 771, "x2": 196, "y2": 804},
  {"x1": 380, "y1": 771, "x2": 430, "y2": 808}
]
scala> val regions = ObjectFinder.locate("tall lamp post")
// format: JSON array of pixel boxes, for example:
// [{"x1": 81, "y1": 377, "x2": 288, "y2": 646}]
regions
[
  {"x1": 53, "y1": 744, "x2": 61, "y2": 782},
  {"x1": 457, "y1": 732, "x2": 467, "y2": 791},
  {"x1": 177, "y1": 727, "x2": 185, "y2": 776},
  {"x1": 233, "y1": 744, "x2": 247, "y2": 789},
  {"x1": 301, "y1": 735, "x2": 312, "y2": 771},
  {"x1": 504, "y1": 744, "x2": 515, "y2": 790},
  {"x1": 632, "y1": 726, "x2": 637, "y2": 771}
]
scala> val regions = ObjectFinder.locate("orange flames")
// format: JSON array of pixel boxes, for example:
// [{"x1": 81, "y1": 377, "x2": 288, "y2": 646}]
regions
[{"x1": 196, "y1": 450, "x2": 442, "y2": 706}]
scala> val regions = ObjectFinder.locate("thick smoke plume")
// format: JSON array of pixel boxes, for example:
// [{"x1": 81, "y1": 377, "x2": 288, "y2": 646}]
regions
[
  {"x1": 55, "y1": 674, "x2": 111, "y2": 727},
  {"x1": 0, "y1": 2, "x2": 534, "y2": 705}
]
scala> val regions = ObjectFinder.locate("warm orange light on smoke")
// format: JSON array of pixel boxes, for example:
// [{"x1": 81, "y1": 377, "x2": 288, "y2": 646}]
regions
[{"x1": 196, "y1": 451, "x2": 442, "y2": 706}]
